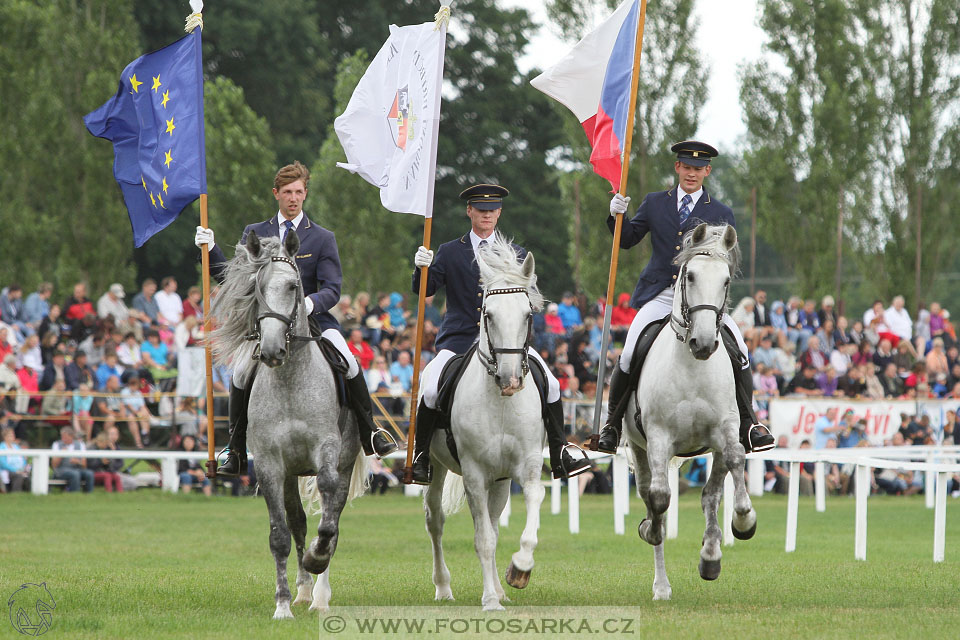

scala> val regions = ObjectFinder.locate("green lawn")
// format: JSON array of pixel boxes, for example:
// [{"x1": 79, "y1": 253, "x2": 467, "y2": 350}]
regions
[{"x1": 1, "y1": 487, "x2": 958, "y2": 639}]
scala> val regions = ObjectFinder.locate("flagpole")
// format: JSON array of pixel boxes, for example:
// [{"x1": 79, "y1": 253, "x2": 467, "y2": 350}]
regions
[
  {"x1": 588, "y1": 0, "x2": 648, "y2": 450},
  {"x1": 199, "y1": 194, "x2": 218, "y2": 477},
  {"x1": 403, "y1": 6, "x2": 450, "y2": 484}
]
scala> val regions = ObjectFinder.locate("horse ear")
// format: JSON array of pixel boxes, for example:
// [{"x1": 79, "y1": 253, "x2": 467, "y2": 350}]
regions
[
  {"x1": 284, "y1": 226, "x2": 300, "y2": 256},
  {"x1": 246, "y1": 231, "x2": 261, "y2": 257},
  {"x1": 723, "y1": 225, "x2": 738, "y2": 251},
  {"x1": 692, "y1": 223, "x2": 707, "y2": 244},
  {"x1": 521, "y1": 251, "x2": 535, "y2": 278}
]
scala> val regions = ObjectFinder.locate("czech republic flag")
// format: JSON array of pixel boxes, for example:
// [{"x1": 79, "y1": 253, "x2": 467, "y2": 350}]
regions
[{"x1": 531, "y1": 0, "x2": 641, "y2": 192}]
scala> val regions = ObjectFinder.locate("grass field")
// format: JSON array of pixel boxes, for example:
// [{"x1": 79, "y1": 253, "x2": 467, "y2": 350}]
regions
[{"x1": 1, "y1": 486, "x2": 958, "y2": 639}]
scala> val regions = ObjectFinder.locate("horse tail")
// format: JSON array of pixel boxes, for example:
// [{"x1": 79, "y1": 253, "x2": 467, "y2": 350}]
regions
[
  {"x1": 441, "y1": 473, "x2": 466, "y2": 516},
  {"x1": 347, "y1": 450, "x2": 370, "y2": 502},
  {"x1": 298, "y1": 450, "x2": 371, "y2": 516}
]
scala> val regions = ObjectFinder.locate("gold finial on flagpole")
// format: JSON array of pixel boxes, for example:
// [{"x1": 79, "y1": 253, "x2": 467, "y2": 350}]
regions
[{"x1": 185, "y1": 0, "x2": 204, "y2": 33}]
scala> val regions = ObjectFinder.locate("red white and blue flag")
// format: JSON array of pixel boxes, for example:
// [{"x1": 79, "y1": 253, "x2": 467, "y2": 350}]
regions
[{"x1": 531, "y1": 0, "x2": 640, "y2": 192}]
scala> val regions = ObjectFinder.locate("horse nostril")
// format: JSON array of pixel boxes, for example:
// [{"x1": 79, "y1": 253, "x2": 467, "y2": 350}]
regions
[{"x1": 689, "y1": 338, "x2": 698, "y2": 350}]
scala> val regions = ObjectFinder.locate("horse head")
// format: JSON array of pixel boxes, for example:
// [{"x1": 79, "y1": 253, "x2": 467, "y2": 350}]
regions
[
  {"x1": 672, "y1": 223, "x2": 737, "y2": 360},
  {"x1": 248, "y1": 229, "x2": 303, "y2": 368},
  {"x1": 477, "y1": 240, "x2": 540, "y2": 396}
]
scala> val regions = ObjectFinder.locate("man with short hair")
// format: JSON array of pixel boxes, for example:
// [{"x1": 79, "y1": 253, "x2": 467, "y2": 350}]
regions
[
  {"x1": 154, "y1": 277, "x2": 183, "y2": 327},
  {"x1": 408, "y1": 184, "x2": 590, "y2": 484},
  {"x1": 23, "y1": 283, "x2": 53, "y2": 330},
  {"x1": 884, "y1": 295, "x2": 913, "y2": 344},
  {"x1": 0, "y1": 285, "x2": 26, "y2": 340},
  {"x1": 556, "y1": 292, "x2": 583, "y2": 335},
  {"x1": 598, "y1": 141, "x2": 774, "y2": 454},
  {"x1": 51, "y1": 426, "x2": 95, "y2": 492},
  {"x1": 196, "y1": 161, "x2": 397, "y2": 475},
  {"x1": 131, "y1": 278, "x2": 160, "y2": 326}
]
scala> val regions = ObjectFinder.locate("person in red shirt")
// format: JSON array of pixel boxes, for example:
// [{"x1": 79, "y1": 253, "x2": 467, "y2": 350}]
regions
[
  {"x1": 347, "y1": 328, "x2": 375, "y2": 370},
  {"x1": 181, "y1": 286, "x2": 203, "y2": 321},
  {"x1": 610, "y1": 292, "x2": 636, "y2": 343},
  {"x1": 62, "y1": 282, "x2": 95, "y2": 323}
]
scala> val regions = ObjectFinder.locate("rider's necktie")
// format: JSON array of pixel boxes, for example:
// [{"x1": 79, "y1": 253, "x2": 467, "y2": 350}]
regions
[
  {"x1": 678, "y1": 194, "x2": 693, "y2": 225},
  {"x1": 283, "y1": 219, "x2": 294, "y2": 242}
]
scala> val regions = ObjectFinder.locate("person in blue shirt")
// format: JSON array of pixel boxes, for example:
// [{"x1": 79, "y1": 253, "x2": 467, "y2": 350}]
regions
[
  {"x1": 22, "y1": 283, "x2": 53, "y2": 332},
  {"x1": 556, "y1": 292, "x2": 583, "y2": 335},
  {"x1": 195, "y1": 162, "x2": 397, "y2": 476},
  {"x1": 389, "y1": 351, "x2": 414, "y2": 393},
  {"x1": 597, "y1": 141, "x2": 775, "y2": 455},
  {"x1": 95, "y1": 352, "x2": 124, "y2": 391}
]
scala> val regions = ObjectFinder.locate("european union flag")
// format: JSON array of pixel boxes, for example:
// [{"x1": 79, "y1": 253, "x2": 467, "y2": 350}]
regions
[{"x1": 84, "y1": 30, "x2": 206, "y2": 247}]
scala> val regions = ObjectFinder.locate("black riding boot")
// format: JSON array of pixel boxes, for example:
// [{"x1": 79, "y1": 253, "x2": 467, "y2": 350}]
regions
[
  {"x1": 545, "y1": 400, "x2": 591, "y2": 480},
  {"x1": 345, "y1": 373, "x2": 398, "y2": 458},
  {"x1": 216, "y1": 382, "x2": 249, "y2": 477},
  {"x1": 410, "y1": 400, "x2": 441, "y2": 485},
  {"x1": 597, "y1": 364, "x2": 632, "y2": 453},
  {"x1": 721, "y1": 328, "x2": 776, "y2": 453}
]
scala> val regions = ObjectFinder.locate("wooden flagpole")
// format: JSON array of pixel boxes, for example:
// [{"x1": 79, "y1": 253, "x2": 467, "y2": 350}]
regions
[
  {"x1": 403, "y1": 7, "x2": 450, "y2": 484},
  {"x1": 200, "y1": 194, "x2": 217, "y2": 478},
  {"x1": 588, "y1": 0, "x2": 649, "y2": 447}
]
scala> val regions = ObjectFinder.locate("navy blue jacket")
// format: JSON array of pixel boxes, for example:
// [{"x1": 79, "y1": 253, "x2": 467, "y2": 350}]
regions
[
  {"x1": 412, "y1": 234, "x2": 526, "y2": 354},
  {"x1": 608, "y1": 188, "x2": 734, "y2": 308},
  {"x1": 210, "y1": 214, "x2": 343, "y2": 331}
]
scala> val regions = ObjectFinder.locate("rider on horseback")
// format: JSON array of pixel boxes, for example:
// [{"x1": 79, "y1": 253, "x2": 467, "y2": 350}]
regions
[
  {"x1": 195, "y1": 162, "x2": 398, "y2": 476},
  {"x1": 596, "y1": 141, "x2": 775, "y2": 455},
  {"x1": 408, "y1": 184, "x2": 592, "y2": 485}
]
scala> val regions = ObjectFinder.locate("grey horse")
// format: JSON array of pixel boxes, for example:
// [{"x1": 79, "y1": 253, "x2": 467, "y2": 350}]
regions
[{"x1": 211, "y1": 231, "x2": 367, "y2": 618}]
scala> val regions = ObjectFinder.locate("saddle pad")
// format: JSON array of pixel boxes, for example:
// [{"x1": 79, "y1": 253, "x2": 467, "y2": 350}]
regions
[{"x1": 317, "y1": 337, "x2": 348, "y2": 407}]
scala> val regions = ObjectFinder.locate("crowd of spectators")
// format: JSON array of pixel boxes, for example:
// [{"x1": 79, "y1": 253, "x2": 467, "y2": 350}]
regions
[{"x1": 4, "y1": 275, "x2": 960, "y2": 495}]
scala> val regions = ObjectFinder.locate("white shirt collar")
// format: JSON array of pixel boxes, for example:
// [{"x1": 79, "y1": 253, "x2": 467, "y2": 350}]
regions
[
  {"x1": 276, "y1": 211, "x2": 304, "y2": 229},
  {"x1": 469, "y1": 230, "x2": 494, "y2": 252},
  {"x1": 676, "y1": 186, "x2": 703, "y2": 210}
]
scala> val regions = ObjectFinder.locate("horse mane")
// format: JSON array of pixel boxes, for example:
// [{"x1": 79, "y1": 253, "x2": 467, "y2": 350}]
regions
[
  {"x1": 674, "y1": 224, "x2": 741, "y2": 277},
  {"x1": 476, "y1": 232, "x2": 544, "y2": 311},
  {"x1": 209, "y1": 236, "x2": 287, "y2": 371}
]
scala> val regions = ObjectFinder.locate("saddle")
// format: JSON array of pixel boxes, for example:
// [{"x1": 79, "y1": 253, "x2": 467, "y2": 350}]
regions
[
  {"x1": 432, "y1": 343, "x2": 550, "y2": 466},
  {"x1": 317, "y1": 337, "x2": 349, "y2": 407}
]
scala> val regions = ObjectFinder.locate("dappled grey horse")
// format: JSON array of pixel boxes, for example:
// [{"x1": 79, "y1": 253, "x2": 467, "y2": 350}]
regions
[
  {"x1": 622, "y1": 223, "x2": 757, "y2": 600},
  {"x1": 211, "y1": 231, "x2": 367, "y2": 619}
]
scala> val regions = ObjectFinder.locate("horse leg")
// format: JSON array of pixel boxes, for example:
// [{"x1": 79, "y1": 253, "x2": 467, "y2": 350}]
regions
[
  {"x1": 699, "y1": 452, "x2": 727, "y2": 581},
  {"x1": 632, "y1": 443, "x2": 671, "y2": 601},
  {"x1": 285, "y1": 475, "x2": 314, "y2": 606},
  {"x1": 424, "y1": 465, "x2": 454, "y2": 601},
  {"x1": 303, "y1": 444, "x2": 343, "y2": 576},
  {"x1": 722, "y1": 439, "x2": 756, "y2": 540},
  {"x1": 486, "y1": 479, "x2": 510, "y2": 604},
  {"x1": 462, "y1": 468, "x2": 504, "y2": 611},
  {"x1": 642, "y1": 438, "x2": 671, "y2": 546},
  {"x1": 259, "y1": 468, "x2": 294, "y2": 619},
  {"x1": 506, "y1": 465, "x2": 545, "y2": 591},
  {"x1": 310, "y1": 568, "x2": 332, "y2": 612}
]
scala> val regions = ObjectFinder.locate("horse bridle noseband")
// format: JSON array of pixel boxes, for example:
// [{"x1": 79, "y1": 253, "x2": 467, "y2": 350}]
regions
[
  {"x1": 669, "y1": 252, "x2": 729, "y2": 344},
  {"x1": 247, "y1": 255, "x2": 320, "y2": 362},
  {"x1": 477, "y1": 287, "x2": 534, "y2": 378}
]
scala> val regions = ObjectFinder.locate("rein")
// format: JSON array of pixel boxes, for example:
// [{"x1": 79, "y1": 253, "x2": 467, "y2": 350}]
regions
[
  {"x1": 246, "y1": 255, "x2": 321, "y2": 363},
  {"x1": 669, "y1": 251, "x2": 729, "y2": 344},
  {"x1": 476, "y1": 287, "x2": 534, "y2": 379}
]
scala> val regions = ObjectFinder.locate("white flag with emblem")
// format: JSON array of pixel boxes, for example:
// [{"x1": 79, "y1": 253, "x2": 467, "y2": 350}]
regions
[{"x1": 334, "y1": 21, "x2": 446, "y2": 217}]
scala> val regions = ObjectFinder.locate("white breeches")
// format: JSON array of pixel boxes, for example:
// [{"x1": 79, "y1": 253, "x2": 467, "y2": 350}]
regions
[
  {"x1": 322, "y1": 328, "x2": 359, "y2": 379},
  {"x1": 619, "y1": 288, "x2": 748, "y2": 373},
  {"x1": 421, "y1": 347, "x2": 560, "y2": 409}
]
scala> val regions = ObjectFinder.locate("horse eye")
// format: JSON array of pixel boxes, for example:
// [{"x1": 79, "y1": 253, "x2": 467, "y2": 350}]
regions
[
  {"x1": 289, "y1": 283, "x2": 298, "y2": 291},
  {"x1": 687, "y1": 273, "x2": 695, "y2": 282}
]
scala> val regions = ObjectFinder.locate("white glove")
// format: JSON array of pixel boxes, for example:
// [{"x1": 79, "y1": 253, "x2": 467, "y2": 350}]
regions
[
  {"x1": 304, "y1": 297, "x2": 314, "y2": 315},
  {"x1": 610, "y1": 193, "x2": 631, "y2": 216},
  {"x1": 414, "y1": 246, "x2": 434, "y2": 268},
  {"x1": 194, "y1": 226, "x2": 215, "y2": 249}
]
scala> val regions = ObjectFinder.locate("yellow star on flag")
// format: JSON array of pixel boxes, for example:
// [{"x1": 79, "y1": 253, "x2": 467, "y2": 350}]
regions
[
  {"x1": 141, "y1": 176, "x2": 147, "y2": 191},
  {"x1": 152, "y1": 75, "x2": 162, "y2": 93},
  {"x1": 164, "y1": 149, "x2": 173, "y2": 168},
  {"x1": 161, "y1": 177, "x2": 169, "y2": 194},
  {"x1": 161, "y1": 90, "x2": 170, "y2": 108},
  {"x1": 149, "y1": 192, "x2": 157, "y2": 207},
  {"x1": 165, "y1": 117, "x2": 176, "y2": 136},
  {"x1": 128, "y1": 74, "x2": 142, "y2": 93},
  {"x1": 157, "y1": 192, "x2": 166, "y2": 209}
]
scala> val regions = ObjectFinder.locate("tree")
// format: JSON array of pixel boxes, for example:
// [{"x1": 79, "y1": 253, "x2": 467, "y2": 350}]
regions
[
  {"x1": 0, "y1": 0, "x2": 142, "y2": 298},
  {"x1": 544, "y1": 0, "x2": 708, "y2": 299}
]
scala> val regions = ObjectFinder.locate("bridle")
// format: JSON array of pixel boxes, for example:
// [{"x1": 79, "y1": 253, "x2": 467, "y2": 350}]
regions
[
  {"x1": 246, "y1": 255, "x2": 320, "y2": 363},
  {"x1": 476, "y1": 287, "x2": 534, "y2": 379},
  {"x1": 669, "y1": 251, "x2": 729, "y2": 344}
]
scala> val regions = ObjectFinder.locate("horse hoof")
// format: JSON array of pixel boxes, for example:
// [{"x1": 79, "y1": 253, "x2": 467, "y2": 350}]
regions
[
  {"x1": 273, "y1": 602, "x2": 294, "y2": 620},
  {"x1": 303, "y1": 546, "x2": 330, "y2": 575},
  {"x1": 732, "y1": 521, "x2": 757, "y2": 540},
  {"x1": 505, "y1": 562, "x2": 531, "y2": 589},
  {"x1": 638, "y1": 519, "x2": 662, "y2": 546},
  {"x1": 698, "y1": 558, "x2": 721, "y2": 581}
]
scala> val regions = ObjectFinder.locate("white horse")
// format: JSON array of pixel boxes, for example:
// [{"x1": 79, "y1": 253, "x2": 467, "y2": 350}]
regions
[
  {"x1": 623, "y1": 223, "x2": 757, "y2": 600},
  {"x1": 422, "y1": 236, "x2": 548, "y2": 611}
]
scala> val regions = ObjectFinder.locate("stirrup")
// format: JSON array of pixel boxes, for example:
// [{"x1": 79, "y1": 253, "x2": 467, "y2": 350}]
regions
[
  {"x1": 555, "y1": 444, "x2": 592, "y2": 480},
  {"x1": 370, "y1": 429, "x2": 398, "y2": 459},
  {"x1": 410, "y1": 451, "x2": 433, "y2": 486},
  {"x1": 746, "y1": 424, "x2": 775, "y2": 453}
]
